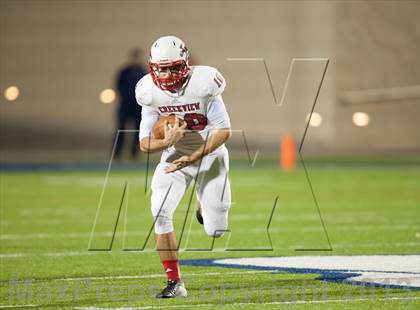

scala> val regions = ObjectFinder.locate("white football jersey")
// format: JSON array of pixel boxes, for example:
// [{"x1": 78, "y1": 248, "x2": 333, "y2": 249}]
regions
[{"x1": 136, "y1": 65, "x2": 231, "y2": 156}]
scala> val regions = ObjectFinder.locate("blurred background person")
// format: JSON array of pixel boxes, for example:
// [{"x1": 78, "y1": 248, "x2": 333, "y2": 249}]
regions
[{"x1": 114, "y1": 48, "x2": 147, "y2": 159}]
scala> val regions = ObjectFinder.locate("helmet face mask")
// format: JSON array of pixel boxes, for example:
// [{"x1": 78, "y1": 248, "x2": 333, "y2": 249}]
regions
[{"x1": 149, "y1": 36, "x2": 190, "y2": 92}]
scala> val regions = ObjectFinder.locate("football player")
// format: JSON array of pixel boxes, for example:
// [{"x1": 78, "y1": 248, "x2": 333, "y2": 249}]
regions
[{"x1": 135, "y1": 35, "x2": 232, "y2": 298}]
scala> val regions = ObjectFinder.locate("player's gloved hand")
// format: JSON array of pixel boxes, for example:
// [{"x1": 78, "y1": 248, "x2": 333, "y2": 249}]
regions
[
  {"x1": 164, "y1": 155, "x2": 193, "y2": 173},
  {"x1": 163, "y1": 118, "x2": 187, "y2": 147}
]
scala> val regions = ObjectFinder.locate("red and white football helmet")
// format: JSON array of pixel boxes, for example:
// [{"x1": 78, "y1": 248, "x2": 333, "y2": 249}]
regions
[{"x1": 149, "y1": 36, "x2": 190, "y2": 92}]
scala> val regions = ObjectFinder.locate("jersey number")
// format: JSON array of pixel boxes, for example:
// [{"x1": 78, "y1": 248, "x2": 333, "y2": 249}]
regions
[
  {"x1": 184, "y1": 113, "x2": 208, "y2": 131},
  {"x1": 213, "y1": 73, "x2": 224, "y2": 88}
]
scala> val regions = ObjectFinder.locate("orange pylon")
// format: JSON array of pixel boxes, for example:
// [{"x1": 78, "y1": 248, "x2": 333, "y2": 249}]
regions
[{"x1": 280, "y1": 135, "x2": 296, "y2": 170}]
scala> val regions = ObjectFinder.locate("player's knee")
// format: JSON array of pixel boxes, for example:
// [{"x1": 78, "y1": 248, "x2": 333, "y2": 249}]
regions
[
  {"x1": 151, "y1": 203, "x2": 174, "y2": 234},
  {"x1": 203, "y1": 205, "x2": 229, "y2": 238},
  {"x1": 204, "y1": 223, "x2": 227, "y2": 238},
  {"x1": 153, "y1": 215, "x2": 174, "y2": 234},
  {"x1": 150, "y1": 186, "x2": 177, "y2": 234},
  {"x1": 151, "y1": 201, "x2": 174, "y2": 235}
]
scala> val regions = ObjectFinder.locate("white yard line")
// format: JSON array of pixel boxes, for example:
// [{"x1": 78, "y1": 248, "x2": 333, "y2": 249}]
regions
[
  {"x1": 0, "y1": 251, "x2": 145, "y2": 258},
  {"x1": 55, "y1": 270, "x2": 271, "y2": 282},
  {"x1": 1, "y1": 223, "x2": 416, "y2": 240},
  {"x1": 1, "y1": 270, "x2": 272, "y2": 283},
  {"x1": 73, "y1": 296, "x2": 420, "y2": 310},
  {"x1": 1, "y1": 218, "x2": 94, "y2": 226},
  {"x1": 0, "y1": 232, "x2": 147, "y2": 240},
  {"x1": 0, "y1": 251, "x2": 110, "y2": 258},
  {"x1": 0, "y1": 253, "x2": 29, "y2": 258},
  {"x1": 331, "y1": 242, "x2": 420, "y2": 248},
  {"x1": 1, "y1": 241, "x2": 420, "y2": 258},
  {"x1": 2, "y1": 295, "x2": 419, "y2": 309},
  {"x1": 0, "y1": 304, "x2": 38, "y2": 308}
]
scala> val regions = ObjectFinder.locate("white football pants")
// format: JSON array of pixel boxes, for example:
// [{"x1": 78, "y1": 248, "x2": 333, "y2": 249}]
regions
[{"x1": 151, "y1": 147, "x2": 231, "y2": 237}]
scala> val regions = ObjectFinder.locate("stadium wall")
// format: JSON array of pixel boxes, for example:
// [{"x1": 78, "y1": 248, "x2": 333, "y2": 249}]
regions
[{"x1": 0, "y1": 1, "x2": 418, "y2": 160}]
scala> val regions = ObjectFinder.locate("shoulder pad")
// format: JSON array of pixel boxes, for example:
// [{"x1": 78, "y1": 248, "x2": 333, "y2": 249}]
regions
[
  {"x1": 190, "y1": 66, "x2": 226, "y2": 97},
  {"x1": 135, "y1": 74, "x2": 153, "y2": 106}
]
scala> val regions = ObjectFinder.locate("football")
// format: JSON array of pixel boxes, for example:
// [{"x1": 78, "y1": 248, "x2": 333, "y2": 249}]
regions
[{"x1": 152, "y1": 114, "x2": 185, "y2": 139}]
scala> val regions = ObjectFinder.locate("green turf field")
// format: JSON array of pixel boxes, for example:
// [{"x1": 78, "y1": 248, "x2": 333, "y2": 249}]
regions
[{"x1": 1, "y1": 163, "x2": 419, "y2": 309}]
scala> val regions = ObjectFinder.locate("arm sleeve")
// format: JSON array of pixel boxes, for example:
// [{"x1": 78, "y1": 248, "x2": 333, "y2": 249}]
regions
[
  {"x1": 139, "y1": 105, "x2": 159, "y2": 140},
  {"x1": 206, "y1": 95, "x2": 231, "y2": 129},
  {"x1": 209, "y1": 69, "x2": 226, "y2": 97},
  {"x1": 135, "y1": 75, "x2": 153, "y2": 107}
]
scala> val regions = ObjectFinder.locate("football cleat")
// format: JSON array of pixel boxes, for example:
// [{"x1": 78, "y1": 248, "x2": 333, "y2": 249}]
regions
[
  {"x1": 196, "y1": 206, "x2": 203, "y2": 225},
  {"x1": 156, "y1": 280, "x2": 187, "y2": 298}
]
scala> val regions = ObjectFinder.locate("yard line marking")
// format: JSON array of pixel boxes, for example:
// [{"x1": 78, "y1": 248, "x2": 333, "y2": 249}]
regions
[
  {"x1": 3, "y1": 296, "x2": 419, "y2": 309},
  {"x1": 1, "y1": 241, "x2": 420, "y2": 258},
  {"x1": 0, "y1": 306, "x2": 37, "y2": 309},
  {"x1": 0, "y1": 232, "x2": 147, "y2": 240},
  {"x1": 57, "y1": 269, "x2": 271, "y2": 282},
  {"x1": 0, "y1": 253, "x2": 28, "y2": 258},
  {"x1": 324, "y1": 242, "x2": 420, "y2": 248},
  {"x1": 0, "y1": 252, "x2": 97, "y2": 258},
  {"x1": 1, "y1": 218, "x2": 94, "y2": 226},
  {"x1": 1, "y1": 223, "x2": 416, "y2": 240},
  {"x1": 0, "y1": 270, "x2": 272, "y2": 283},
  {"x1": 73, "y1": 296, "x2": 420, "y2": 309},
  {"x1": 0, "y1": 251, "x2": 96, "y2": 258}
]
